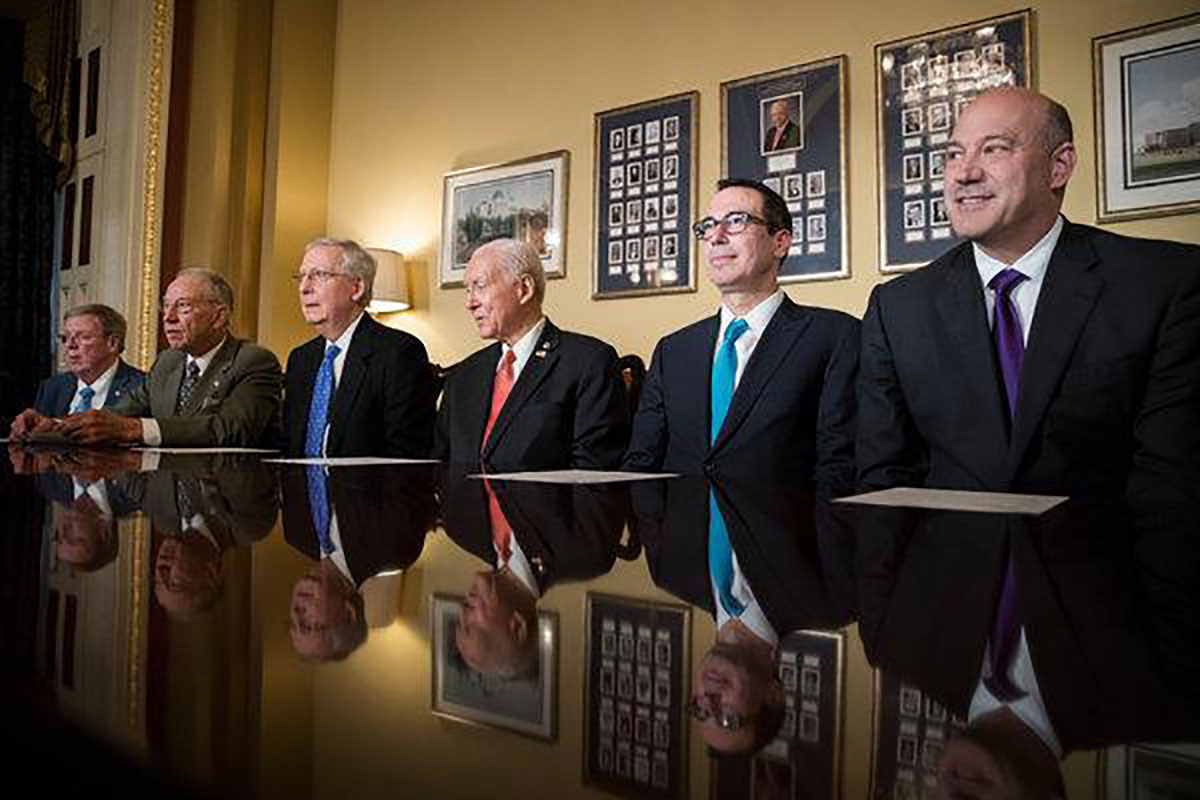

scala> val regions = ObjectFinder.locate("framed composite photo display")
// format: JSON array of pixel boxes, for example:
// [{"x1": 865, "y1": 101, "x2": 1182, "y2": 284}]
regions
[
  {"x1": 429, "y1": 593, "x2": 558, "y2": 741},
  {"x1": 875, "y1": 10, "x2": 1034, "y2": 272},
  {"x1": 439, "y1": 150, "x2": 568, "y2": 288},
  {"x1": 593, "y1": 92, "x2": 698, "y2": 299},
  {"x1": 583, "y1": 593, "x2": 690, "y2": 799},
  {"x1": 869, "y1": 669, "x2": 967, "y2": 799},
  {"x1": 721, "y1": 56, "x2": 850, "y2": 282},
  {"x1": 1094, "y1": 13, "x2": 1200, "y2": 223}
]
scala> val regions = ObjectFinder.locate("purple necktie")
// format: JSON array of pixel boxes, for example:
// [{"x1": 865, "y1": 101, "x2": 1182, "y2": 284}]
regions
[
  {"x1": 989, "y1": 268, "x2": 1028, "y2": 419},
  {"x1": 985, "y1": 269, "x2": 1028, "y2": 702}
]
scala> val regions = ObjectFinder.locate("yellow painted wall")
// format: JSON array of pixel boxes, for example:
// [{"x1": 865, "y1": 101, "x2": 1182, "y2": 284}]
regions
[{"x1": 313, "y1": 0, "x2": 1200, "y2": 370}]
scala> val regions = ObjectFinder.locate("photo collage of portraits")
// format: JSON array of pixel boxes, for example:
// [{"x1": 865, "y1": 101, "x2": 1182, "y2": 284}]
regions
[
  {"x1": 586, "y1": 595, "x2": 688, "y2": 799},
  {"x1": 872, "y1": 675, "x2": 968, "y2": 799},
  {"x1": 896, "y1": 39, "x2": 1016, "y2": 245},
  {"x1": 764, "y1": 161, "x2": 831, "y2": 257},
  {"x1": 603, "y1": 114, "x2": 685, "y2": 290}
]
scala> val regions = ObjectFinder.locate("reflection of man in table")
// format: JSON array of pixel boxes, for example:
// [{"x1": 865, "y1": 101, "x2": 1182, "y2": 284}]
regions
[{"x1": 763, "y1": 99, "x2": 801, "y2": 153}]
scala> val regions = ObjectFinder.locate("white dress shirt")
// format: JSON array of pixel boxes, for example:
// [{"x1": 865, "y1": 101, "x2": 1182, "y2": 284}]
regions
[
  {"x1": 713, "y1": 290, "x2": 786, "y2": 390},
  {"x1": 973, "y1": 215, "x2": 1064, "y2": 345},
  {"x1": 712, "y1": 552, "x2": 779, "y2": 647},
  {"x1": 498, "y1": 316, "x2": 547, "y2": 383},
  {"x1": 70, "y1": 359, "x2": 120, "y2": 411},
  {"x1": 969, "y1": 628, "x2": 1063, "y2": 758},
  {"x1": 142, "y1": 337, "x2": 228, "y2": 446}
]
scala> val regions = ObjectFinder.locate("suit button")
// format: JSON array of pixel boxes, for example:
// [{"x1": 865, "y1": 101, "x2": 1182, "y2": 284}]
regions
[{"x1": 703, "y1": 463, "x2": 715, "y2": 476}]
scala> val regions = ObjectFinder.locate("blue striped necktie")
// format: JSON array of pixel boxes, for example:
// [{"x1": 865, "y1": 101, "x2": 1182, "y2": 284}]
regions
[{"x1": 72, "y1": 386, "x2": 96, "y2": 413}]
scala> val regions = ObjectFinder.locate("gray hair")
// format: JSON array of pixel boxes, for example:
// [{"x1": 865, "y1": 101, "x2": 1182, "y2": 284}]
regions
[
  {"x1": 175, "y1": 267, "x2": 235, "y2": 314},
  {"x1": 304, "y1": 237, "x2": 377, "y2": 305},
  {"x1": 64, "y1": 303, "x2": 128, "y2": 351},
  {"x1": 1040, "y1": 96, "x2": 1074, "y2": 153},
  {"x1": 472, "y1": 238, "x2": 545, "y2": 303}
]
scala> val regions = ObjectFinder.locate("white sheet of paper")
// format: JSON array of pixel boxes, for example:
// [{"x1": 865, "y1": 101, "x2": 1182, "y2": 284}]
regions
[
  {"x1": 263, "y1": 456, "x2": 440, "y2": 465},
  {"x1": 833, "y1": 487, "x2": 1067, "y2": 516},
  {"x1": 468, "y1": 469, "x2": 677, "y2": 484},
  {"x1": 133, "y1": 447, "x2": 279, "y2": 454}
]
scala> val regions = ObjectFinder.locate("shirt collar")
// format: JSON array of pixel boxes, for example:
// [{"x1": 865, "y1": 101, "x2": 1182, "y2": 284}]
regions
[
  {"x1": 327, "y1": 310, "x2": 365, "y2": 353},
  {"x1": 718, "y1": 289, "x2": 785, "y2": 340},
  {"x1": 79, "y1": 358, "x2": 120, "y2": 394},
  {"x1": 500, "y1": 315, "x2": 547, "y2": 371},
  {"x1": 187, "y1": 337, "x2": 228, "y2": 376},
  {"x1": 973, "y1": 215, "x2": 1064, "y2": 287}
]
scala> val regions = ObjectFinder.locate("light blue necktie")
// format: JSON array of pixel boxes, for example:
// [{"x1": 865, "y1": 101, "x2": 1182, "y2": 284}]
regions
[
  {"x1": 305, "y1": 465, "x2": 334, "y2": 554},
  {"x1": 305, "y1": 344, "x2": 341, "y2": 457},
  {"x1": 710, "y1": 318, "x2": 749, "y2": 443},
  {"x1": 708, "y1": 319, "x2": 750, "y2": 618},
  {"x1": 72, "y1": 386, "x2": 96, "y2": 414}
]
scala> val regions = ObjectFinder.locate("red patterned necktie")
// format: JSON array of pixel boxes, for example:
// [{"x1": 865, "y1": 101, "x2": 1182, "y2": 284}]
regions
[{"x1": 481, "y1": 349, "x2": 516, "y2": 451}]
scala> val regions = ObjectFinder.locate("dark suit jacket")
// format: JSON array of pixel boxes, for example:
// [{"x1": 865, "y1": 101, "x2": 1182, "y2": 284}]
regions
[
  {"x1": 763, "y1": 120, "x2": 801, "y2": 152},
  {"x1": 433, "y1": 319, "x2": 630, "y2": 471},
  {"x1": 281, "y1": 465, "x2": 438, "y2": 585},
  {"x1": 33, "y1": 360, "x2": 145, "y2": 416},
  {"x1": 623, "y1": 296, "x2": 859, "y2": 484},
  {"x1": 284, "y1": 314, "x2": 436, "y2": 457},
  {"x1": 110, "y1": 337, "x2": 283, "y2": 447},
  {"x1": 439, "y1": 471, "x2": 627, "y2": 595},
  {"x1": 857, "y1": 221, "x2": 1200, "y2": 509}
]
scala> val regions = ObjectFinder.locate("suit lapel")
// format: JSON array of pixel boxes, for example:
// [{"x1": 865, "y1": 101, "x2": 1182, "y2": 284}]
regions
[
  {"x1": 179, "y1": 339, "x2": 238, "y2": 414},
  {"x1": 712, "y1": 298, "x2": 811, "y2": 453},
  {"x1": 155, "y1": 352, "x2": 187, "y2": 416},
  {"x1": 936, "y1": 249, "x2": 1011, "y2": 467},
  {"x1": 464, "y1": 344, "x2": 501, "y2": 454},
  {"x1": 106, "y1": 361, "x2": 138, "y2": 408},
  {"x1": 1008, "y1": 225, "x2": 1102, "y2": 476},
  {"x1": 328, "y1": 317, "x2": 374, "y2": 454},
  {"x1": 695, "y1": 314, "x2": 720, "y2": 453},
  {"x1": 292, "y1": 339, "x2": 322, "y2": 442},
  {"x1": 482, "y1": 320, "x2": 561, "y2": 458}
]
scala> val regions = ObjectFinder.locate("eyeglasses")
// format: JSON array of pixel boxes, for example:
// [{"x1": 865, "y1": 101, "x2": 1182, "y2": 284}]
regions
[
  {"x1": 686, "y1": 694, "x2": 747, "y2": 731},
  {"x1": 291, "y1": 269, "x2": 352, "y2": 285},
  {"x1": 58, "y1": 332, "x2": 102, "y2": 346},
  {"x1": 159, "y1": 298, "x2": 214, "y2": 317},
  {"x1": 692, "y1": 211, "x2": 770, "y2": 240}
]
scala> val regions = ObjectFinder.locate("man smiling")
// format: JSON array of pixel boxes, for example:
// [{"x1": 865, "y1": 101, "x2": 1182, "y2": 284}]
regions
[{"x1": 857, "y1": 88, "x2": 1200, "y2": 507}]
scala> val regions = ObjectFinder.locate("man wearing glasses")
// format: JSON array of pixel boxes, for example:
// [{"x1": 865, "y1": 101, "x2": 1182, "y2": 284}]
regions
[
  {"x1": 623, "y1": 178, "x2": 858, "y2": 482},
  {"x1": 9, "y1": 304, "x2": 144, "y2": 436},
  {"x1": 283, "y1": 237, "x2": 436, "y2": 457},
  {"x1": 18, "y1": 267, "x2": 282, "y2": 447}
]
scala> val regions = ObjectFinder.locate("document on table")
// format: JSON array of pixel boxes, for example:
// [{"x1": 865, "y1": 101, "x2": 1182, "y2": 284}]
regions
[
  {"x1": 468, "y1": 469, "x2": 678, "y2": 484},
  {"x1": 264, "y1": 456, "x2": 440, "y2": 465},
  {"x1": 833, "y1": 487, "x2": 1067, "y2": 515}
]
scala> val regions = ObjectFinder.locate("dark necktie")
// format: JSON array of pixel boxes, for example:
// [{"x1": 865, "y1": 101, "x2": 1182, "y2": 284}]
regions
[
  {"x1": 984, "y1": 549, "x2": 1025, "y2": 701},
  {"x1": 176, "y1": 361, "x2": 202, "y2": 413},
  {"x1": 72, "y1": 386, "x2": 95, "y2": 414},
  {"x1": 481, "y1": 349, "x2": 516, "y2": 452},
  {"x1": 305, "y1": 344, "x2": 341, "y2": 457},
  {"x1": 989, "y1": 268, "x2": 1028, "y2": 419}
]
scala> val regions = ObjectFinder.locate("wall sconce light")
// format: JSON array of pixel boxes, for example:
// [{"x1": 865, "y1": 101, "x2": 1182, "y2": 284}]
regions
[{"x1": 365, "y1": 247, "x2": 410, "y2": 313}]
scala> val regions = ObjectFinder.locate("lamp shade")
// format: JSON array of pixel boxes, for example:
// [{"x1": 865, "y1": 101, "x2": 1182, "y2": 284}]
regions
[{"x1": 365, "y1": 247, "x2": 410, "y2": 313}]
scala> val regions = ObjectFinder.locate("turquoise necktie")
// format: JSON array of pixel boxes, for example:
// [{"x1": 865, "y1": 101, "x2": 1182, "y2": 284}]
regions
[
  {"x1": 72, "y1": 386, "x2": 95, "y2": 414},
  {"x1": 305, "y1": 344, "x2": 341, "y2": 457},
  {"x1": 710, "y1": 318, "x2": 749, "y2": 444}
]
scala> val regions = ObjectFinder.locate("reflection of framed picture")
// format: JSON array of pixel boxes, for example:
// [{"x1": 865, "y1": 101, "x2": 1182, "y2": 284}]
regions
[
  {"x1": 722, "y1": 55, "x2": 850, "y2": 282},
  {"x1": 584, "y1": 593, "x2": 690, "y2": 800},
  {"x1": 439, "y1": 150, "x2": 568, "y2": 288},
  {"x1": 876, "y1": 10, "x2": 1033, "y2": 272},
  {"x1": 1094, "y1": 13, "x2": 1200, "y2": 222},
  {"x1": 1101, "y1": 743, "x2": 1200, "y2": 799},
  {"x1": 429, "y1": 594, "x2": 558, "y2": 741},
  {"x1": 870, "y1": 670, "x2": 969, "y2": 799},
  {"x1": 594, "y1": 92, "x2": 698, "y2": 299}
]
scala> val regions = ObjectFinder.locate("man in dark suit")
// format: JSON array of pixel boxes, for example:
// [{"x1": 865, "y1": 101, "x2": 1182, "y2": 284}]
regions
[
  {"x1": 434, "y1": 238, "x2": 629, "y2": 471},
  {"x1": 10, "y1": 304, "x2": 144, "y2": 436},
  {"x1": 284, "y1": 237, "x2": 436, "y2": 457},
  {"x1": 762, "y1": 98, "x2": 801, "y2": 152},
  {"x1": 858, "y1": 88, "x2": 1200, "y2": 510},
  {"x1": 623, "y1": 179, "x2": 858, "y2": 482},
  {"x1": 18, "y1": 268, "x2": 283, "y2": 447}
]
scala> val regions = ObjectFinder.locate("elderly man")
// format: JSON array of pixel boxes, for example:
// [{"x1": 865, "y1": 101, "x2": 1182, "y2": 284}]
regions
[
  {"x1": 23, "y1": 268, "x2": 282, "y2": 447},
  {"x1": 434, "y1": 238, "x2": 629, "y2": 470},
  {"x1": 763, "y1": 98, "x2": 801, "y2": 152},
  {"x1": 857, "y1": 88, "x2": 1200, "y2": 508},
  {"x1": 9, "y1": 304, "x2": 144, "y2": 436},
  {"x1": 623, "y1": 178, "x2": 859, "y2": 483},
  {"x1": 284, "y1": 237, "x2": 436, "y2": 457}
]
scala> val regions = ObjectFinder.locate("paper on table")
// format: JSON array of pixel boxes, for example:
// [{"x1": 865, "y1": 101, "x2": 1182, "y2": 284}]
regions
[
  {"x1": 134, "y1": 447, "x2": 280, "y2": 454},
  {"x1": 833, "y1": 487, "x2": 1067, "y2": 516},
  {"x1": 468, "y1": 469, "x2": 677, "y2": 484},
  {"x1": 264, "y1": 456, "x2": 440, "y2": 465}
]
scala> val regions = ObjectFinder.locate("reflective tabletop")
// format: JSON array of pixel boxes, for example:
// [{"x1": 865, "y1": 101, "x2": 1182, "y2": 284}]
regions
[{"x1": 3, "y1": 447, "x2": 1198, "y2": 799}]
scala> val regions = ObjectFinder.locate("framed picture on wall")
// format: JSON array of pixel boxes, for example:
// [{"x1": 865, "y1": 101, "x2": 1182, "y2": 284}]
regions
[
  {"x1": 721, "y1": 55, "x2": 850, "y2": 283},
  {"x1": 1093, "y1": 13, "x2": 1200, "y2": 223},
  {"x1": 868, "y1": 669, "x2": 968, "y2": 798},
  {"x1": 875, "y1": 10, "x2": 1034, "y2": 272},
  {"x1": 439, "y1": 150, "x2": 569, "y2": 288},
  {"x1": 593, "y1": 92, "x2": 698, "y2": 299},
  {"x1": 429, "y1": 593, "x2": 558, "y2": 741}
]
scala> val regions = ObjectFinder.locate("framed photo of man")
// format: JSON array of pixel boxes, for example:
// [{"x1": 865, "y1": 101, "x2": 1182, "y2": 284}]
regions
[
  {"x1": 593, "y1": 91, "x2": 699, "y2": 299},
  {"x1": 722, "y1": 55, "x2": 850, "y2": 282},
  {"x1": 875, "y1": 10, "x2": 1033, "y2": 272},
  {"x1": 439, "y1": 150, "x2": 569, "y2": 288}
]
